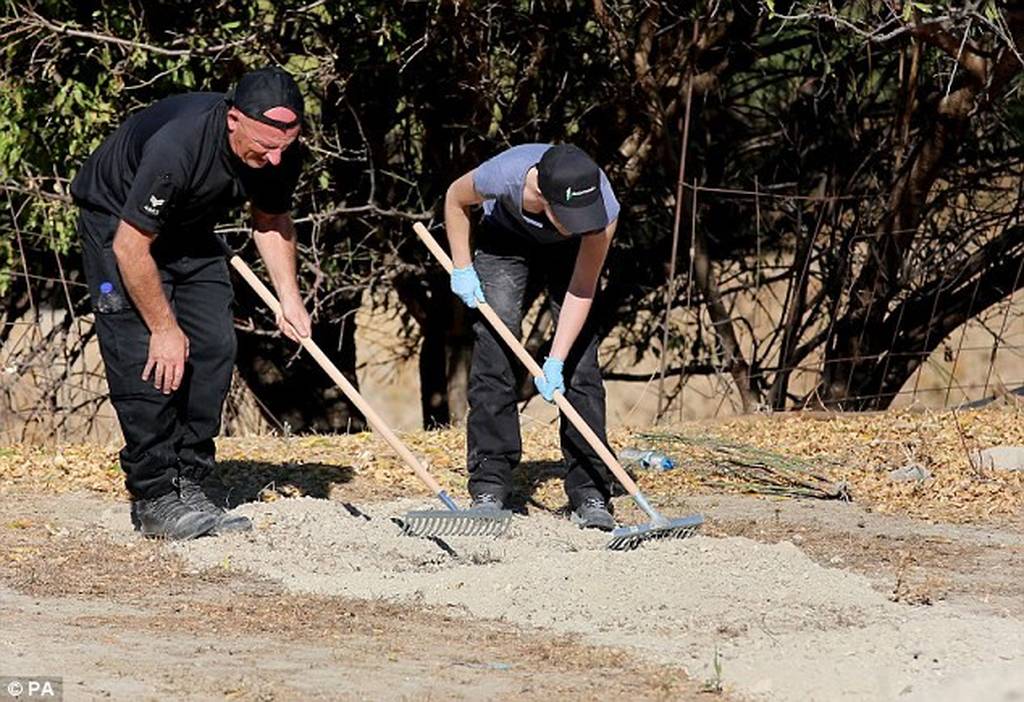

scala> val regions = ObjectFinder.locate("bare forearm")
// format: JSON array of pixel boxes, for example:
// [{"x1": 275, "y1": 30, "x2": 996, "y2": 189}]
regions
[
  {"x1": 112, "y1": 225, "x2": 176, "y2": 332},
  {"x1": 251, "y1": 210, "x2": 311, "y2": 340},
  {"x1": 549, "y1": 222, "x2": 614, "y2": 359},
  {"x1": 253, "y1": 217, "x2": 301, "y2": 299},
  {"x1": 551, "y1": 292, "x2": 593, "y2": 360},
  {"x1": 444, "y1": 195, "x2": 474, "y2": 268}
]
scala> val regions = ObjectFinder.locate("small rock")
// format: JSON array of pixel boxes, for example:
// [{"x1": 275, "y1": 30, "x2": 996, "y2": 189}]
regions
[
  {"x1": 971, "y1": 446, "x2": 1024, "y2": 472},
  {"x1": 887, "y1": 464, "x2": 932, "y2": 482}
]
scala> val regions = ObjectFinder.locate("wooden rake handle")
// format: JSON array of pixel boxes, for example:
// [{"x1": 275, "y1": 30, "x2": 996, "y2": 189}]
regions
[
  {"x1": 224, "y1": 246, "x2": 447, "y2": 498},
  {"x1": 413, "y1": 222, "x2": 643, "y2": 498}
]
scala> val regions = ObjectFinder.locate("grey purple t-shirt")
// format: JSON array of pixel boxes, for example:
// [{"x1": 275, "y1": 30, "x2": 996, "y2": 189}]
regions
[{"x1": 472, "y1": 144, "x2": 619, "y2": 244}]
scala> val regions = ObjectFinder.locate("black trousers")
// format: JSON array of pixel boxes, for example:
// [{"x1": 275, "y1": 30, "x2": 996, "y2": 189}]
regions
[
  {"x1": 79, "y1": 207, "x2": 236, "y2": 499},
  {"x1": 467, "y1": 219, "x2": 614, "y2": 507}
]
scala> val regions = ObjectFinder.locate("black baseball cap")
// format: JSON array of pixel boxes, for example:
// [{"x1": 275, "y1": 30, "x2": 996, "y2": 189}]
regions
[
  {"x1": 536, "y1": 144, "x2": 607, "y2": 234},
  {"x1": 227, "y1": 66, "x2": 304, "y2": 130}
]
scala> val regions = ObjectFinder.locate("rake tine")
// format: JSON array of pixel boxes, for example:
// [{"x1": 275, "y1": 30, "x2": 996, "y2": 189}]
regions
[
  {"x1": 606, "y1": 513, "x2": 703, "y2": 551},
  {"x1": 400, "y1": 509, "x2": 512, "y2": 540}
]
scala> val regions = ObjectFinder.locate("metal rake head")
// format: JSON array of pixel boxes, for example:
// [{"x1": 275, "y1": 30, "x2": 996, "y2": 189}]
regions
[
  {"x1": 398, "y1": 508, "x2": 513, "y2": 539},
  {"x1": 606, "y1": 514, "x2": 704, "y2": 551}
]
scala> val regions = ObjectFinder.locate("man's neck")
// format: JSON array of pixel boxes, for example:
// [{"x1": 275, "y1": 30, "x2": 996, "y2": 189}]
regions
[{"x1": 522, "y1": 167, "x2": 545, "y2": 213}]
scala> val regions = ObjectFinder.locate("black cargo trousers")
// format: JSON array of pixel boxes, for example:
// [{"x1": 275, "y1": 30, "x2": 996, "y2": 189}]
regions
[
  {"x1": 467, "y1": 217, "x2": 617, "y2": 508},
  {"x1": 78, "y1": 206, "x2": 236, "y2": 500}
]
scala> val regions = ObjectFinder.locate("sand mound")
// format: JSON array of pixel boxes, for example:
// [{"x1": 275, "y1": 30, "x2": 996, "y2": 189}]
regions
[{"x1": 143, "y1": 496, "x2": 1023, "y2": 701}]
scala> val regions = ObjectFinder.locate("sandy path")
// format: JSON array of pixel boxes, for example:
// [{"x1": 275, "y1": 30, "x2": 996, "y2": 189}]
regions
[
  {"x1": 0, "y1": 493, "x2": 709, "y2": 701},
  {"x1": 148, "y1": 495, "x2": 1024, "y2": 702},
  {"x1": 5, "y1": 490, "x2": 1022, "y2": 701}
]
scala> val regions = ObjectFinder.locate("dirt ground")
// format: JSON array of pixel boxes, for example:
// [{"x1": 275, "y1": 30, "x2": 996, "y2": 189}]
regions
[
  {"x1": 2, "y1": 480, "x2": 1022, "y2": 701},
  {"x1": 1, "y1": 491, "x2": 705, "y2": 701},
  {"x1": 3, "y1": 409, "x2": 1024, "y2": 700}
]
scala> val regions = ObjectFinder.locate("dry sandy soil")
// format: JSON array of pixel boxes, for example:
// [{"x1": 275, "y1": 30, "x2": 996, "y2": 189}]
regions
[{"x1": 2, "y1": 479, "x2": 1022, "y2": 701}]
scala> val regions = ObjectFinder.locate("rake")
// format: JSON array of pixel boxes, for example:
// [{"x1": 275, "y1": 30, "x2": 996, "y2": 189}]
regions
[
  {"x1": 220, "y1": 239, "x2": 511, "y2": 539},
  {"x1": 414, "y1": 222, "x2": 703, "y2": 550}
]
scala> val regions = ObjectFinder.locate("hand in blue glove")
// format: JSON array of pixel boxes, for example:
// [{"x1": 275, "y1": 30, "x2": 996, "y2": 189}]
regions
[
  {"x1": 534, "y1": 356, "x2": 565, "y2": 403},
  {"x1": 450, "y1": 264, "x2": 485, "y2": 309}
]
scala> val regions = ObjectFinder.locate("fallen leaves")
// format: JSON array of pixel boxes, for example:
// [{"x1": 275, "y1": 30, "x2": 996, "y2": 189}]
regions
[{"x1": 1, "y1": 406, "x2": 1021, "y2": 524}]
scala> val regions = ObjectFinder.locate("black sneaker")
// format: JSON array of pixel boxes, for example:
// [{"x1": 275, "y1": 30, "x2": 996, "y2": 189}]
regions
[
  {"x1": 131, "y1": 492, "x2": 219, "y2": 540},
  {"x1": 470, "y1": 492, "x2": 505, "y2": 512},
  {"x1": 571, "y1": 496, "x2": 616, "y2": 531},
  {"x1": 177, "y1": 476, "x2": 253, "y2": 534}
]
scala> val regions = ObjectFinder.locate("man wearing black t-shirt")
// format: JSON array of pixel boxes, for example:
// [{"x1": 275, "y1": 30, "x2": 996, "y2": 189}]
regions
[{"x1": 71, "y1": 67, "x2": 311, "y2": 539}]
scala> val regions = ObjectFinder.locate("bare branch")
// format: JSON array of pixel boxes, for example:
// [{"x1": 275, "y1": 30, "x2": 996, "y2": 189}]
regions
[{"x1": 13, "y1": 8, "x2": 254, "y2": 58}]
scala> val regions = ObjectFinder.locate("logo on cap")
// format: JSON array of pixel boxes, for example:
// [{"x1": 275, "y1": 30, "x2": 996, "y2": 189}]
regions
[
  {"x1": 565, "y1": 185, "x2": 597, "y2": 203},
  {"x1": 537, "y1": 144, "x2": 608, "y2": 234}
]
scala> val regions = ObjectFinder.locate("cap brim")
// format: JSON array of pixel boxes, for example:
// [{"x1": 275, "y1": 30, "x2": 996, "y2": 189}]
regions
[
  {"x1": 550, "y1": 200, "x2": 607, "y2": 234},
  {"x1": 236, "y1": 106, "x2": 301, "y2": 130}
]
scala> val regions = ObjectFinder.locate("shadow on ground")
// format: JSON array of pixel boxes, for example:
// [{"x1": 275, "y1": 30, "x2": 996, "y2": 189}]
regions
[
  {"x1": 205, "y1": 459, "x2": 355, "y2": 506},
  {"x1": 508, "y1": 459, "x2": 569, "y2": 515},
  {"x1": 508, "y1": 458, "x2": 635, "y2": 515}
]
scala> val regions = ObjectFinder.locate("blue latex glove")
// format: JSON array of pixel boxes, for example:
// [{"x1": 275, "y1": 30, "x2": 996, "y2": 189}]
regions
[
  {"x1": 534, "y1": 356, "x2": 565, "y2": 403},
  {"x1": 450, "y1": 264, "x2": 485, "y2": 309}
]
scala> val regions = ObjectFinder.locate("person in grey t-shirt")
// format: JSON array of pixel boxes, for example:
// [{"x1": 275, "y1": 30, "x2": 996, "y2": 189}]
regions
[{"x1": 443, "y1": 143, "x2": 620, "y2": 530}]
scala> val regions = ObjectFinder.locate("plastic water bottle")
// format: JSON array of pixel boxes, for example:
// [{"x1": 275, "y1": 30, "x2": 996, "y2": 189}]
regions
[
  {"x1": 95, "y1": 281, "x2": 124, "y2": 314},
  {"x1": 618, "y1": 448, "x2": 676, "y2": 471}
]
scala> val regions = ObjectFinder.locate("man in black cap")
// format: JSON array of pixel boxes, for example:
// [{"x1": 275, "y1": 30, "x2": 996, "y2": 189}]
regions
[
  {"x1": 71, "y1": 66, "x2": 311, "y2": 539},
  {"x1": 444, "y1": 143, "x2": 620, "y2": 529}
]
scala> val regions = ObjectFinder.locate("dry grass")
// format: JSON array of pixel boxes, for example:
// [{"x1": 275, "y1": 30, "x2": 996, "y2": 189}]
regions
[
  {"x1": 660, "y1": 406, "x2": 1024, "y2": 523},
  {"x1": 2, "y1": 406, "x2": 1023, "y2": 523}
]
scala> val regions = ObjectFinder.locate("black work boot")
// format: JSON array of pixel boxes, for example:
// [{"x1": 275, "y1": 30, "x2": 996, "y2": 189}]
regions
[
  {"x1": 570, "y1": 495, "x2": 616, "y2": 531},
  {"x1": 470, "y1": 491, "x2": 505, "y2": 512},
  {"x1": 176, "y1": 474, "x2": 252, "y2": 534},
  {"x1": 131, "y1": 491, "x2": 219, "y2": 540}
]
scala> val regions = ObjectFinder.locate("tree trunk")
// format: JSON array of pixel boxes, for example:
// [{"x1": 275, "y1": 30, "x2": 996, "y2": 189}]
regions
[
  {"x1": 445, "y1": 304, "x2": 473, "y2": 426},
  {"x1": 418, "y1": 305, "x2": 450, "y2": 429},
  {"x1": 865, "y1": 225, "x2": 1024, "y2": 408},
  {"x1": 817, "y1": 17, "x2": 1024, "y2": 407},
  {"x1": 691, "y1": 226, "x2": 761, "y2": 411}
]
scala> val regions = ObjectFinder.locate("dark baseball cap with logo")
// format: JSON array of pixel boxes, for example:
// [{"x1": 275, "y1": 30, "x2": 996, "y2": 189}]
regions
[
  {"x1": 226, "y1": 66, "x2": 304, "y2": 130},
  {"x1": 536, "y1": 144, "x2": 607, "y2": 234}
]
